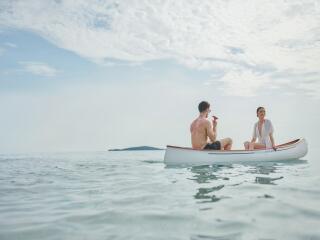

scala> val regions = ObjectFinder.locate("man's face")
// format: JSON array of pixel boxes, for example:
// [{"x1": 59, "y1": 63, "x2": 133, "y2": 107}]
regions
[{"x1": 205, "y1": 108, "x2": 211, "y2": 118}]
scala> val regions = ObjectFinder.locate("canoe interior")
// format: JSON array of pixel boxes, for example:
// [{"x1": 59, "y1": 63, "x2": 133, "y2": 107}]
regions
[{"x1": 167, "y1": 139, "x2": 301, "y2": 152}]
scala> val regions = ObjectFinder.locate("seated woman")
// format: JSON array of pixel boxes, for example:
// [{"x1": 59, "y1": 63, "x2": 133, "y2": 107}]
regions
[{"x1": 244, "y1": 107, "x2": 276, "y2": 150}]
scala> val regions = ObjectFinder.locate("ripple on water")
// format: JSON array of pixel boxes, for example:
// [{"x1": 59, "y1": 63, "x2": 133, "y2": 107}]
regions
[
  {"x1": 0, "y1": 151, "x2": 319, "y2": 240},
  {"x1": 255, "y1": 176, "x2": 284, "y2": 185},
  {"x1": 190, "y1": 233, "x2": 242, "y2": 240}
]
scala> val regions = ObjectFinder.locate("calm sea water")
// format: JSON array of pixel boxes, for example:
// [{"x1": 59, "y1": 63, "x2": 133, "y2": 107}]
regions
[{"x1": 1, "y1": 148, "x2": 320, "y2": 240}]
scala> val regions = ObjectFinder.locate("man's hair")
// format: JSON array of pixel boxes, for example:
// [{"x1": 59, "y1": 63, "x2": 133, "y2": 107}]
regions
[
  {"x1": 256, "y1": 106, "x2": 264, "y2": 114},
  {"x1": 198, "y1": 101, "x2": 210, "y2": 113}
]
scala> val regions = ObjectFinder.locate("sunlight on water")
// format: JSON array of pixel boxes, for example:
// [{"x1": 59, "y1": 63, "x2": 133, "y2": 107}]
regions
[{"x1": 0, "y1": 149, "x2": 320, "y2": 240}]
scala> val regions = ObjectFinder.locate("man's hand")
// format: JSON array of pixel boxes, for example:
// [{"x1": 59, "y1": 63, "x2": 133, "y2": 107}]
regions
[{"x1": 212, "y1": 119, "x2": 217, "y2": 128}]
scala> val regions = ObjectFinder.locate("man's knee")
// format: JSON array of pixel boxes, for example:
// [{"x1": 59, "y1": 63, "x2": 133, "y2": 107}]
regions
[{"x1": 221, "y1": 138, "x2": 232, "y2": 147}]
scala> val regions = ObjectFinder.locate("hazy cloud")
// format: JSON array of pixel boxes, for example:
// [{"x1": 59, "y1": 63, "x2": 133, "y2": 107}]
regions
[
  {"x1": 0, "y1": 0, "x2": 319, "y2": 96},
  {"x1": 4, "y1": 42, "x2": 17, "y2": 48},
  {"x1": 19, "y1": 61, "x2": 58, "y2": 77}
]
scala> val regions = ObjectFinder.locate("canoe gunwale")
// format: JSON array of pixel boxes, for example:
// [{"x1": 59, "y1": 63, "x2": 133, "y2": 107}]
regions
[
  {"x1": 164, "y1": 138, "x2": 308, "y2": 165},
  {"x1": 166, "y1": 138, "x2": 302, "y2": 154}
]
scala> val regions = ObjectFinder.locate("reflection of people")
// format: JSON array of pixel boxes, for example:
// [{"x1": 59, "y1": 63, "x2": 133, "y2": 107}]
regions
[
  {"x1": 190, "y1": 101, "x2": 232, "y2": 150},
  {"x1": 244, "y1": 107, "x2": 276, "y2": 150}
]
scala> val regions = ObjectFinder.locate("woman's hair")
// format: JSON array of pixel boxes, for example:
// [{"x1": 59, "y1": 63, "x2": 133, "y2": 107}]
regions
[{"x1": 256, "y1": 106, "x2": 265, "y2": 115}]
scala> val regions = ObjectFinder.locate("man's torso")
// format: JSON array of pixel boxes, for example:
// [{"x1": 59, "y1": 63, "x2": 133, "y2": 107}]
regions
[{"x1": 190, "y1": 118, "x2": 210, "y2": 149}]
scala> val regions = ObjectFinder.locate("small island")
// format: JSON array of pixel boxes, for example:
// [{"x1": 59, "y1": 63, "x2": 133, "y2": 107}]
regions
[{"x1": 108, "y1": 146, "x2": 165, "y2": 151}]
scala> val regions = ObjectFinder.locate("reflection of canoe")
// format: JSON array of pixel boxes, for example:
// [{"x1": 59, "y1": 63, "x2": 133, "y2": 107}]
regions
[{"x1": 164, "y1": 139, "x2": 308, "y2": 166}]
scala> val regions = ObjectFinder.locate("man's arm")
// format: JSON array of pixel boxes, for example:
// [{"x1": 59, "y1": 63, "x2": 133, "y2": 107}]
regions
[{"x1": 207, "y1": 120, "x2": 217, "y2": 143}]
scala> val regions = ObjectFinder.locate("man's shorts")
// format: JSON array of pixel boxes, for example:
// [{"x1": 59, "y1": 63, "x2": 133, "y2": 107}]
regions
[{"x1": 204, "y1": 141, "x2": 221, "y2": 150}]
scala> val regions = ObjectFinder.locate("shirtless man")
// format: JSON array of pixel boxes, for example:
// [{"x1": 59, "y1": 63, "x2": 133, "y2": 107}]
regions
[{"x1": 190, "y1": 101, "x2": 232, "y2": 150}]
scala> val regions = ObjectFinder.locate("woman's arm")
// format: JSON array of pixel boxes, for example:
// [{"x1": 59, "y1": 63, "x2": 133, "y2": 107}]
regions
[
  {"x1": 270, "y1": 133, "x2": 276, "y2": 149},
  {"x1": 251, "y1": 124, "x2": 257, "y2": 143},
  {"x1": 269, "y1": 120, "x2": 276, "y2": 149},
  {"x1": 246, "y1": 124, "x2": 257, "y2": 150}
]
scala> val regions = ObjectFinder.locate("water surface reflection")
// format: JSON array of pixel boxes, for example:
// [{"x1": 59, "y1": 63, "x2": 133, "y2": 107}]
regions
[{"x1": 187, "y1": 160, "x2": 307, "y2": 204}]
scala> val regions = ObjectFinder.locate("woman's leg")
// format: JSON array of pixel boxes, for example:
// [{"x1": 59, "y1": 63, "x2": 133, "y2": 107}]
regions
[{"x1": 250, "y1": 142, "x2": 266, "y2": 150}]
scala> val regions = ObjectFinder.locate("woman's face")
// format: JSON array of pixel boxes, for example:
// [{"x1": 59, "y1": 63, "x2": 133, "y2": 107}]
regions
[{"x1": 257, "y1": 108, "x2": 266, "y2": 119}]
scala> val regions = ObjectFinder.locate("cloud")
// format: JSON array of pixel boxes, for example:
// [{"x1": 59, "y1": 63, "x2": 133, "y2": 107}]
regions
[
  {"x1": 4, "y1": 42, "x2": 17, "y2": 48},
  {"x1": 270, "y1": 70, "x2": 320, "y2": 98},
  {"x1": 19, "y1": 61, "x2": 58, "y2": 77},
  {"x1": 0, "y1": 42, "x2": 17, "y2": 55},
  {"x1": 0, "y1": 0, "x2": 319, "y2": 96},
  {"x1": 206, "y1": 69, "x2": 272, "y2": 97}
]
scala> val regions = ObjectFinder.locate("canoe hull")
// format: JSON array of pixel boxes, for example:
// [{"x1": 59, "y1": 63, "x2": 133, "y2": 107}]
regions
[{"x1": 164, "y1": 139, "x2": 308, "y2": 166}]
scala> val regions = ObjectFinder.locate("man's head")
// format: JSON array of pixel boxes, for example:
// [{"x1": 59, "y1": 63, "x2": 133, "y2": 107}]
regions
[{"x1": 198, "y1": 101, "x2": 211, "y2": 117}]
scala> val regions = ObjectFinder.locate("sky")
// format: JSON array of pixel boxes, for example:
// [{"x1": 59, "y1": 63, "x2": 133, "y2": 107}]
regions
[{"x1": 0, "y1": 0, "x2": 319, "y2": 153}]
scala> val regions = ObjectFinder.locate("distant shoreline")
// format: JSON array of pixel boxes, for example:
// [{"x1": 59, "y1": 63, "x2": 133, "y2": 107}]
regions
[{"x1": 108, "y1": 146, "x2": 165, "y2": 151}]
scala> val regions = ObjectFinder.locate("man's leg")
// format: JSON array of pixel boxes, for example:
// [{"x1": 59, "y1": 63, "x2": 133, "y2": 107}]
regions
[{"x1": 220, "y1": 138, "x2": 232, "y2": 150}]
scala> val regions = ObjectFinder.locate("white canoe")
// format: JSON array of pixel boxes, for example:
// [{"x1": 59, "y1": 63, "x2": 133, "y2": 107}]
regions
[{"x1": 164, "y1": 138, "x2": 308, "y2": 166}]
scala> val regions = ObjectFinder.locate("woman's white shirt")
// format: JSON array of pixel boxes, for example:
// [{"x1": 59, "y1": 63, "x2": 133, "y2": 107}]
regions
[{"x1": 253, "y1": 119, "x2": 274, "y2": 148}]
